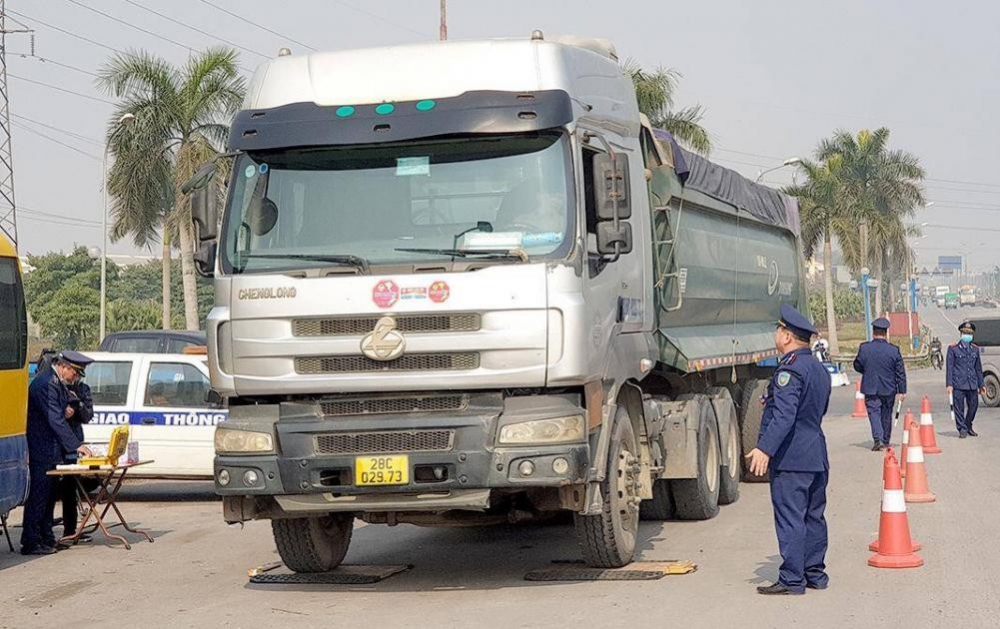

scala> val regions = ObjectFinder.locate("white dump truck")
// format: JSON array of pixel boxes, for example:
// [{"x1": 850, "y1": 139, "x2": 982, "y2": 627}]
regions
[{"x1": 184, "y1": 33, "x2": 807, "y2": 572}]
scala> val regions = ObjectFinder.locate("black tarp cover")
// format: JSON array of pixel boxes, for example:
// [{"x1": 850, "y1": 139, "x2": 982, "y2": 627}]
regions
[{"x1": 652, "y1": 128, "x2": 800, "y2": 236}]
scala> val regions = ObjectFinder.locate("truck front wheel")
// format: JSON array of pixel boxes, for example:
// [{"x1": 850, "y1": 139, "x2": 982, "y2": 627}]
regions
[
  {"x1": 271, "y1": 514, "x2": 354, "y2": 573},
  {"x1": 575, "y1": 407, "x2": 640, "y2": 567}
]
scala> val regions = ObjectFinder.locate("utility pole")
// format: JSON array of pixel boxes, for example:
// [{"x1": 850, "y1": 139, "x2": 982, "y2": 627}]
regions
[
  {"x1": 0, "y1": 2, "x2": 32, "y2": 247},
  {"x1": 439, "y1": 0, "x2": 447, "y2": 41}
]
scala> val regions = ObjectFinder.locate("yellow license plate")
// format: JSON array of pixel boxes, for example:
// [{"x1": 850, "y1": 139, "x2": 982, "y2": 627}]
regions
[{"x1": 355, "y1": 455, "x2": 409, "y2": 486}]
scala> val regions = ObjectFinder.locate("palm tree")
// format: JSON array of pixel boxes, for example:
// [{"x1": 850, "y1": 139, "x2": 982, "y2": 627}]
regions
[
  {"x1": 816, "y1": 128, "x2": 925, "y2": 315},
  {"x1": 100, "y1": 47, "x2": 245, "y2": 330},
  {"x1": 787, "y1": 156, "x2": 856, "y2": 354},
  {"x1": 624, "y1": 60, "x2": 712, "y2": 154}
]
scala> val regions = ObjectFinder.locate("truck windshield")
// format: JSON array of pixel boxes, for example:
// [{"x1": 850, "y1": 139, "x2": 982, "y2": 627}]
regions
[{"x1": 220, "y1": 132, "x2": 573, "y2": 274}]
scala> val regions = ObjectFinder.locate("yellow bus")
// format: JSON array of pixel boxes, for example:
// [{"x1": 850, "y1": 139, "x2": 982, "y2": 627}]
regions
[{"x1": 0, "y1": 232, "x2": 28, "y2": 518}]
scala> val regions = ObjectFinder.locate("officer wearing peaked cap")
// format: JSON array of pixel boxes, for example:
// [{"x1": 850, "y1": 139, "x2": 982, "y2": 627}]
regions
[
  {"x1": 947, "y1": 320, "x2": 984, "y2": 438},
  {"x1": 20, "y1": 351, "x2": 94, "y2": 555},
  {"x1": 747, "y1": 304, "x2": 832, "y2": 595},
  {"x1": 853, "y1": 317, "x2": 907, "y2": 451}
]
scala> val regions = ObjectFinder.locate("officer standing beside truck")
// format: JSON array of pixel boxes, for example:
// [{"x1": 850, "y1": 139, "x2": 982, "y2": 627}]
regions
[
  {"x1": 947, "y1": 320, "x2": 985, "y2": 438},
  {"x1": 853, "y1": 317, "x2": 907, "y2": 451},
  {"x1": 746, "y1": 304, "x2": 832, "y2": 595}
]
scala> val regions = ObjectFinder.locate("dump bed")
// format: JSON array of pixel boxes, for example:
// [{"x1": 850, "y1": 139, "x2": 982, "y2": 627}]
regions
[{"x1": 650, "y1": 132, "x2": 806, "y2": 373}]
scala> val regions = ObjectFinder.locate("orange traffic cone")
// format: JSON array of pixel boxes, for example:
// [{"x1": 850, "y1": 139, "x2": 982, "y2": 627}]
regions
[
  {"x1": 900, "y1": 411, "x2": 916, "y2": 478},
  {"x1": 868, "y1": 448, "x2": 924, "y2": 568},
  {"x1": 904, "y1": 421, "x2": 936, "y2": 503},
  {"x1": 852, "y1": 382, "x2": 867, "y2": 418},
  {"x1": 869, "y1": 444, "x2": 921, "y2": 552},
  {"x1": 919, "y1": 396, "x2": 942, "y2": 454}
]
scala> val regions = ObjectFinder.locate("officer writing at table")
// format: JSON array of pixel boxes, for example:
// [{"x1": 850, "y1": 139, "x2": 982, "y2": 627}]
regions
[
  {"x1": 947, "y1": 320, "x2": 985, "y2": 438},
  {"x1": 746, "y1": 305, "x2": 832, "y2": 595},
  {"x1": 20, "y1": 351, "x2": 93, "y2": 555}
]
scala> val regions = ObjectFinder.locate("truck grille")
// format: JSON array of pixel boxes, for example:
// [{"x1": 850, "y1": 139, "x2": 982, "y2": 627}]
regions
[
  {"x1": 320, "y1": 395, "x2": 468, "y2": 417},
  {"x1": 296, "y1": 353, "x2": 479, "y2": 374},
  {"x1": 293, "y1": 314, "x2": 480, "y2": 337},
  {"x1": 315, "y1": 430, "x2": 454, "y2": 454}
]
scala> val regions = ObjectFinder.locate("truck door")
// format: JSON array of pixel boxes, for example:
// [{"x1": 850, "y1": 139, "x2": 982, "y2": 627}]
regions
[{"x1": 137, "y1": 357, "x2": 220, "y2": 476}]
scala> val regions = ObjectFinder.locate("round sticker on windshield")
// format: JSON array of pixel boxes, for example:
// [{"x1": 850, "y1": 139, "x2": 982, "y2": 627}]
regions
[
  {"x1": 244, "y1": 164, "x2": 255, "y2": 178},
  {"x1": 258, "y1": 163, "x2": 269, "y2": 174}
]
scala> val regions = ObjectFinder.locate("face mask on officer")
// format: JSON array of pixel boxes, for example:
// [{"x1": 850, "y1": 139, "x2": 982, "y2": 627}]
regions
[{"x1": 961, "y1": 333, "x2": 973, "y2": 344}]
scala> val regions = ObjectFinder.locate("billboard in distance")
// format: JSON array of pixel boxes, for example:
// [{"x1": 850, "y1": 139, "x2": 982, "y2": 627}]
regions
[{"x1": 938, "y1": 255, "x2": 962, "y2": 273}]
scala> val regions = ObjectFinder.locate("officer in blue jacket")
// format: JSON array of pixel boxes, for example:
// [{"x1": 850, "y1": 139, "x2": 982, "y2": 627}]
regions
[
  {"x1": 747, "y1": 304, "x2": 831, "y2": 595},
  {"x1": 946, "y1": 320, "x2": 985, "y2": 438},
  {"x1": 853, "y1": 317, "x2": 907, "y2": 450},
  {"x1": 20, "y1": 351, "x2": 93, "y2": 555}
]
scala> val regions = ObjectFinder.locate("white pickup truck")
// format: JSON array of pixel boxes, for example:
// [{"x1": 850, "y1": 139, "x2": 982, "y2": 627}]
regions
[{"x1": 81, "y1": 352, "x2": 228, "y2": 478}]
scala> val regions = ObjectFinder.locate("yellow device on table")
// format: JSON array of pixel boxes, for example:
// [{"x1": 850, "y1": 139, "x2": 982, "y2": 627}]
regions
[{"x1": 79, "y1": 425, "x2": 130, "y2": 467}]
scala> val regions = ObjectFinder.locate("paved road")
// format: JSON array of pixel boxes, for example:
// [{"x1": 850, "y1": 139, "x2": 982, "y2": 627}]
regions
[{"x1": 3, "y1": 365, "x2": 999, "y2": 628}]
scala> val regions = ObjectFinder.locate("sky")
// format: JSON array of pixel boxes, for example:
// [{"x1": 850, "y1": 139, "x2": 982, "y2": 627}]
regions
[{"x1": 6, "y1": 0, "x2": 1000, "y2": 272}]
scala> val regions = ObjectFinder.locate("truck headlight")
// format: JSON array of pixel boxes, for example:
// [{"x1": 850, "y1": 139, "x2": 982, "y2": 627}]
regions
[
  {"x1": 215, "y1": 427, "x2": 274, "y2": 454},
  {"x1": 498, "y1": 415, "x2": 585, "y2": 445}
]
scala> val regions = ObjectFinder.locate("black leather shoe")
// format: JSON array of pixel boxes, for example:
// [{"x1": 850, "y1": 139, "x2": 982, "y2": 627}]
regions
[
  {"x1": 21, "y1": 545, "x2": 56, "y2": 556},
  {"x1": 959, "y1": 431, "x2": 968, "y2": 439},
  {"x1": 53, "y1": 542, "x2": 71, "y2": 551},
  {"x1": 757, "y1": 582, "x2": 804, "y2": 595},
  {"x1": 872, "y1": 442, "x2": 882, "y2": 451},
  {"x1": 806, "y1": 582, "x2": 829, "y2": 590},
  {"x1": 968, "y1": 429, "x2": 979, "y2": 437}
]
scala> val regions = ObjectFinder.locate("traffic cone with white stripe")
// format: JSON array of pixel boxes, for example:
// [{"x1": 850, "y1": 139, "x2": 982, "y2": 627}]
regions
[
  {"x1": 899, "y1": 411, "x2": 916, "y2": 478},
  {"x1": 919, "y1": 396, "x2": 942, "y2": 454},
  {"x1": 904, "y1": 420, "x2": 936, "y2": 503},
  {"x1": 852, "y1": 382, "x2": 867, "y2": 418},
  {"x1": 868, "y1": 448, "x2": 924, "y2": 568},
  {"x1": 870, "y1": 444, "x2": 921, "y2": 552}
]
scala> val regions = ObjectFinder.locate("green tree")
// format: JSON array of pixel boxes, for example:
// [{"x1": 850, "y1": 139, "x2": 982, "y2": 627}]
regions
[
  {"x1": 815, "y1": 128, "x2": 925, "y2": 314},
  {"x1": 623, "y1": 60, "x2": 711, "y2": 154},
  {"x1": 99, "y1": 47, "x2": 245, "y2": 331}
]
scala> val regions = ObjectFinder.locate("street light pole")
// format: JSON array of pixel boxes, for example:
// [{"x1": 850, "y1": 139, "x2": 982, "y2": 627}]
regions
[
  {"x1": 99, "y1": 113, "x2": 135, "y2": 343},
  {"x1": 862, "y1": 267, "x2": 872, "y2": 342},
  {"x1": 755, "y1": 157, "x2": 802, "y2": 183}
]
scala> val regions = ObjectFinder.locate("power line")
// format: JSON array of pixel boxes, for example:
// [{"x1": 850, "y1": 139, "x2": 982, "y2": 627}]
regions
[
  {"x1": 20, "y1": 206, "x2": 101, "y2": 226},
  {"x1": 64, "y1": 0, "x2": 193, "y2": 53},
  {"x1": 5, "y1": 8, "x2": 125, "y2": 55},
  {"x1": 14, "y1": 114, "x2": 102, "y2": 145},
  {"x1": 122, "y1": 0, "x2": 268, "y2": 59},
  {"x1": 331, "y1": 0, "x2": 434, "y2": 39},
  {"x1": 12, "y1": 122, "x2": 101, "y2": 161},
  {"x1": 8, "y1": 72, "x2": 114, "y2": 105},
  {"x1": 17, "y1": 53, "x2": 99, "y2": 78},
  {"x1": 198, "y1": 0, "x2": 317, "y2": 51}
]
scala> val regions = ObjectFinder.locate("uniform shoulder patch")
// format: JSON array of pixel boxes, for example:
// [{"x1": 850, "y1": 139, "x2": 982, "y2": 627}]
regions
[{"x1": 777, "y1": 371, "x2": 792, "y2": 387}]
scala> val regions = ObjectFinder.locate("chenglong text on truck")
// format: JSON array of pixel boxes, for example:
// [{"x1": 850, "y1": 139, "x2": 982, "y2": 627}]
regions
[{"x1": 184, "y1": 33, "x2": 808, "y2": 572}]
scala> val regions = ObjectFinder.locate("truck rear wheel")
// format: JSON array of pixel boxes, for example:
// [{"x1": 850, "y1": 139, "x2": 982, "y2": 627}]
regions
[
  {"x1": 671, "y1": 396, "x2": 721, "y2": 520},
  {"x1": 271, "y1": 514, "x2": 354, "y2": 573},
  {"x1": 739, "y1": 379, "x2": 769, "y2": 483},
  {"x1": 706, "y1": 388, "x2": 740, "y2": 506},
  {"x1": 575, "y1": 407, "x2": 640, "y2": 567},
  {"x1": 639, "y1": 479, "x2": 674, "y2": 521}
]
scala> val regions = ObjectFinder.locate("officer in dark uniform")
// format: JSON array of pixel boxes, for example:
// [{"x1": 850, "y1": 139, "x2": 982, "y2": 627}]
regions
[
  {"x1": 947, "y1": 320, "x2": 985, "y2": 438},
  {"x1": 747, "y1": 304, "x2": 832, "y2": 595},
  {"x1": 20, "y1": 351, "x2": 93, "y2": 555},
  {"x1": 853, "y1": 317, "x2": 907, "y2": 450}
]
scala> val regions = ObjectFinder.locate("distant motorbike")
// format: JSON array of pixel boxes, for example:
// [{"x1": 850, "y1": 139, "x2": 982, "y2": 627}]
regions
[{"x1": 929, "y1": 338, "x2": 943, "y2": 370}]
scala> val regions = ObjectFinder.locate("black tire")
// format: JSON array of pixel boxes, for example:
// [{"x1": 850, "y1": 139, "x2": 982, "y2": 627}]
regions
[
  {"x1": 639, "y1": 479, "x2": 674, "y2": 521},
  {"x1": 574, "y1": 407, "x2": 640, "y2": 568},
  {"x1": 271, "y1": 514, "x2": 354, "y2": 573},
  {"x1": 671, "y1": 396, "x2": 721, "y2": 521},
  {"x1": 738, "y1": 379, "x2": 769, "y2": 483},
  {"x1": 706, "y1": 387, "x2": 740, "y2": 505},
  {"x1": 984, "y1": 373, "x2": 1000, "y2": 408}
]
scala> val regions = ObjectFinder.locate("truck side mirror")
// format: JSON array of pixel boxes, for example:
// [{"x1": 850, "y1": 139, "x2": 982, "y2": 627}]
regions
[
  {"x1": 194, "y1": 241, "x2": 217, "y2": 278},
  {"x1": 594, "y1": 154, "x2": 631, "y2": 220},
  {"x1": 191, "y1": 187, "x2": 219, "y2": 243},
  {"x1": 597, "y1": 221, "x2": 633, "y2": 256}
]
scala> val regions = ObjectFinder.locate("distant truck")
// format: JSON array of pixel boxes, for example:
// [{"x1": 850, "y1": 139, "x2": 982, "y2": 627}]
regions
[
  {"x1": 945, "y1": 293, "x2": 960, "y2": 309},
  {"x1": 960, "y1": 285, "x2": 976, "y2": 307},
  {"x1": 183, "y1": 33, "x2": 809, "y2": 572}
]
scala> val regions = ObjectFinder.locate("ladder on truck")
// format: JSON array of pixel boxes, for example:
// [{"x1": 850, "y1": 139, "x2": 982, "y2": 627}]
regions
[{"x1": 652, "y1": 195, "x2": 685, "y2": 313}]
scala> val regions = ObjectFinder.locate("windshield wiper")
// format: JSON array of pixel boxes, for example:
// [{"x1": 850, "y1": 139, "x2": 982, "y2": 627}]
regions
[
  {"x1": 394, "y1": 247, "x2": 528, "y2": 262},
  {"x1": 242, "y1": 253, "x2": 370, "y2": 273}
]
